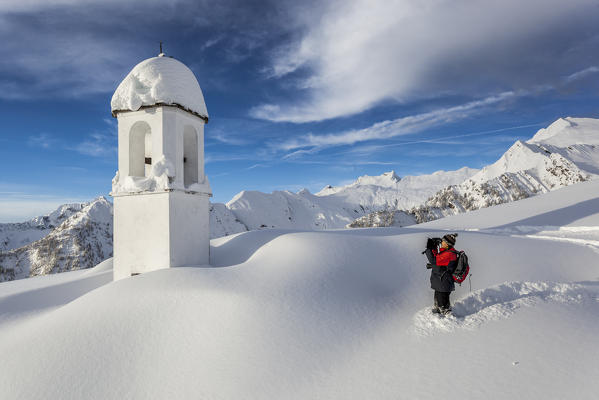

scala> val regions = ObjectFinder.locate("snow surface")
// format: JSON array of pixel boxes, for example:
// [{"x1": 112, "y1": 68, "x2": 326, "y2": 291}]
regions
[
  {"x1": 1, "y1": 180, "x2": 598, "y2": 399},
  {"x1": 111, "y1": 55, "x2": 208, "y2": 120}
]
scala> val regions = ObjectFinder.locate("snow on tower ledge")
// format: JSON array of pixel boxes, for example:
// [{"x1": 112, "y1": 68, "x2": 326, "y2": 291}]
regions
[{"x1": 111, "y1": 55, "x2": 209, "y2": 122}]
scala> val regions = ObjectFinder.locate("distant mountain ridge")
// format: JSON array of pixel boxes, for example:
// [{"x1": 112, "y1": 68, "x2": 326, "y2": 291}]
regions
[{"x1": 226, "y1": 167, "x2": 477, "y2": 231}]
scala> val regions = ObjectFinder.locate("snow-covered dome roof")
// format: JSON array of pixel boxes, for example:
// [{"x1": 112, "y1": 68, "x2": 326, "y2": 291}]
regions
[{"x1": 111, "y1": 55, "x2": 208, "y2": 122}]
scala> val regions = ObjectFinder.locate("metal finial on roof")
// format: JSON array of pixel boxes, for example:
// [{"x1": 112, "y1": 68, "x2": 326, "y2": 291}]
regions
[{"x1": 158, "y1": 41, "x2": 165, "y2": 57}]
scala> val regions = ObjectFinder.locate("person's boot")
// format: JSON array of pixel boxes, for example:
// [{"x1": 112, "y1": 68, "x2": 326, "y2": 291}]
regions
[
  {"x1": 440, "y1": 307, "x2": 452, "y2": 316},
  {"x1": 432, "y1": 295, "x2": 440, "y2": 314}
]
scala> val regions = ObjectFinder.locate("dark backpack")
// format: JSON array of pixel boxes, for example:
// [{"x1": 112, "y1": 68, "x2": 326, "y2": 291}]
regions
[{"x1": 451, "y1": 250, "x2": 470, "y2": 284}]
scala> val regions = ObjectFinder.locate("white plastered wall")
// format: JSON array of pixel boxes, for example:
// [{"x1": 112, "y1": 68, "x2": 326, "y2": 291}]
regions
[
  {"x1": 168, "y1": 191, "x2": 210, "y2": 266},
  {"x1": 113, "y1": 192, "x2": 171, "y2": 280}
]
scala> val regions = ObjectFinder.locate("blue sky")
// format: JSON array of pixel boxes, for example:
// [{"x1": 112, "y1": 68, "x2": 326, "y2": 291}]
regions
[{"x1": 1, "y1": 0, "x2": 599, "y2": 222}]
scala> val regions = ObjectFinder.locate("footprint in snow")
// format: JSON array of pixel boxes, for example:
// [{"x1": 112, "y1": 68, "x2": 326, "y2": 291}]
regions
[{"x1": 412, "y1": 281, "x2": 597, "y2": 336}]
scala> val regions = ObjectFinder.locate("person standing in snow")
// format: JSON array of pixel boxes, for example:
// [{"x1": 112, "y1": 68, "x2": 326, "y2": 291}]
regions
[{"x1": 424, "y1": 233, "x2": 458, "y2": 315}]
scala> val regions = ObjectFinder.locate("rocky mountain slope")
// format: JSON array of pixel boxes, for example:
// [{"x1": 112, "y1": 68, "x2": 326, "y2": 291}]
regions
[
  {"x1": 0, "y1": 197, "x2": 113, "y2": 281},
  {"x1": 407, "y1": 117, "x2": 599, "y2": 223},
  {"x1": 0, "y1": 202, "x2": 87, "y2": 251}
]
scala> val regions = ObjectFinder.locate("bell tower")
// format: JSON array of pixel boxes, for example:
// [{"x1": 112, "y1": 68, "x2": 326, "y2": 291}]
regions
[{"x1": 110, "y1": 53, "x2": 211, "y2": 280}]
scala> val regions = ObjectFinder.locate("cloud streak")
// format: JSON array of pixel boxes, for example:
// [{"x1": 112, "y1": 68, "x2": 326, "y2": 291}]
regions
[{"x1": 276, "y1": 91, "x2": 518, "y2": 152}]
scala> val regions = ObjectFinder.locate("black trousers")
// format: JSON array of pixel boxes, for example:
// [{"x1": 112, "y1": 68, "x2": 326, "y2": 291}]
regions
[{"x1": 434, "y1": 290, "x2": 451, "y2": 309}]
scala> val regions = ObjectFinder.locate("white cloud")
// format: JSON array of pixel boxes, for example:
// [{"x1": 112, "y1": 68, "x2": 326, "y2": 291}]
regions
[
  {"x1": 564, "y1": 66, "x2": 599, "y2": 83},
  {"x1": 276, "y1": 91, "x2": 517, "y2": 151},
  {"x1": 27, "y1": 133, "x2": 55, "y2": 149},
  {"x1": 71, "y1": 133, "x2": 116, "y2": 157},
  {"x1": 254, "y1": 0, "x2": 599, "y2": 122}
]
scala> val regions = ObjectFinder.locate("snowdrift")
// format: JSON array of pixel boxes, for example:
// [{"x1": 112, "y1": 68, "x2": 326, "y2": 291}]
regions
[{"x1": 0, "y1": 181, "x2": 598, "y2": 399}]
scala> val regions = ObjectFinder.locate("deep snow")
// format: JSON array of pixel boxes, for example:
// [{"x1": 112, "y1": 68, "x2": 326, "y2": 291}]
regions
[{"x1": 0, "y1": 180, "x2": 598, "y2": 399}]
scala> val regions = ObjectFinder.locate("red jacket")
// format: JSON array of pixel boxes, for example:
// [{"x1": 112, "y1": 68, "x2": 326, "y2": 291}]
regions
[{"x1": 432, "y1": 247, "x2": 457, "y2": 266}]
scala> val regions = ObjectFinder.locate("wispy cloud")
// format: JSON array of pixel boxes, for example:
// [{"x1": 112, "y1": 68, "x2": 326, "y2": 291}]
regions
[
  {"x1": 27, "y1": 133, "x2": 56, "y2": 149},
  {"x1": 71, "y1": 133, "x2": 117, "y2": 157},
  {"x1": 564, "y1": 66, "x2": 599, "y2": 83},
  {"x1": 200, "y1": 35, "x2": 225, "y2": 51},
  {"x1": 246, "y1": 163, "x2": 267, "y2": 170},
  {"x1": 68, "y1": 117, "x2": 117, "y2": 157},
  {"x1": 205, "y1": 153, "x2": 262, "y2": 164},
  {"x1": 209, "y1": 132, "x2": 250, "y2": 146},
  {"x1": 275, "y1": 92, "x2": 519, "y2": 152}
]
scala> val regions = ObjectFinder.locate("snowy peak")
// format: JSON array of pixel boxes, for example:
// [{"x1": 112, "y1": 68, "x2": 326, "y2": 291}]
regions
[
  {"x1": 528, "y1": 117, "x2": 599, "y2": 147},
  {"x1": 28, "y1": 202, "x2": 85, "y2": 229},
  {"x1": 56, "y1": 196, "x2": 113, "y2": 232},
  {"x1": 470, "y1": 140, "x2": 548, "y2": 183},
  {"x1": 353, "y1": 170, "x2": 401, "y2": 187},
  {"x1": 316, "y1": 171, "x2": 401, "y2": 195},
  {"x1": 470, "y1": 116, "x2": 599, "y2": 186}
]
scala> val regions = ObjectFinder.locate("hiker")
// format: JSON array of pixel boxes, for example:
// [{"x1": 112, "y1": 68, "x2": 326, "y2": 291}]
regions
[{"x1": 424, "y1": 233, "x2": 458, "y2": 315}]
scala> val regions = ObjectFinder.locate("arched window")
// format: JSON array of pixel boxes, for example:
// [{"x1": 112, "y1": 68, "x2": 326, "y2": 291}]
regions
[
  {"x1": 129, "y1": 121, "x2": 152, "y2": 177},
  {"x1": 183, "y1": 126, "x2": 198, "y2": 187}
]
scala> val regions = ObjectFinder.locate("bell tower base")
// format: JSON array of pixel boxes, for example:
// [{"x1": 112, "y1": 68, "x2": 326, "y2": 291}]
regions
[{"x1": 113, "y1": 190, "x2": 210, "y2": 280}]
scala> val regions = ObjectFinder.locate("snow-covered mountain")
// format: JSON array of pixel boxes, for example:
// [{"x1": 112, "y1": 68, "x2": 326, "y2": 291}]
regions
[
  {"x1": 209, "y1": 203, "x2": 248, "y2": 238},
  {"x1": 395, "y1": 117, "x2": 599, "y2": 224},
  {"x1": 0, "y1": 202, "x2": 87, "y2": 251},
  {"x1": 0, "y1": 198, "x2": 113, "y2": 281},
  {"x1": 227, "y1": 167, "x2": 477, "y2": 230}
]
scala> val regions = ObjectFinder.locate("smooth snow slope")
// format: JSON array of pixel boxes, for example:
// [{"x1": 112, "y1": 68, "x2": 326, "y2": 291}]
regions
[{"x1": 0, "y1": 181, "x2": 598, "y2": 399}]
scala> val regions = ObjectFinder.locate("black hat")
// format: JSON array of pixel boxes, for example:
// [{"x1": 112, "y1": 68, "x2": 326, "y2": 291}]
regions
[{"x1": 442, "y1": 233, "x2": 458, "y2": 246}]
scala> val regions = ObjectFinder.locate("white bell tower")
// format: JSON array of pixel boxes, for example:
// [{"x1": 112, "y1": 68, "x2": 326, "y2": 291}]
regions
[{"x1": 110, "y1": 53, "x2": 211, "y2": 280}]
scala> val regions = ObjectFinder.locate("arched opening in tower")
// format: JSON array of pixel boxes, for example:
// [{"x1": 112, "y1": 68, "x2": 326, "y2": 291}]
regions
[
  {"x1": 183, "y1": 126, "x2": 199, "y2": 187},
  {"x1": 129, "y1": 121, "x2": 152, "y2": 177}
]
